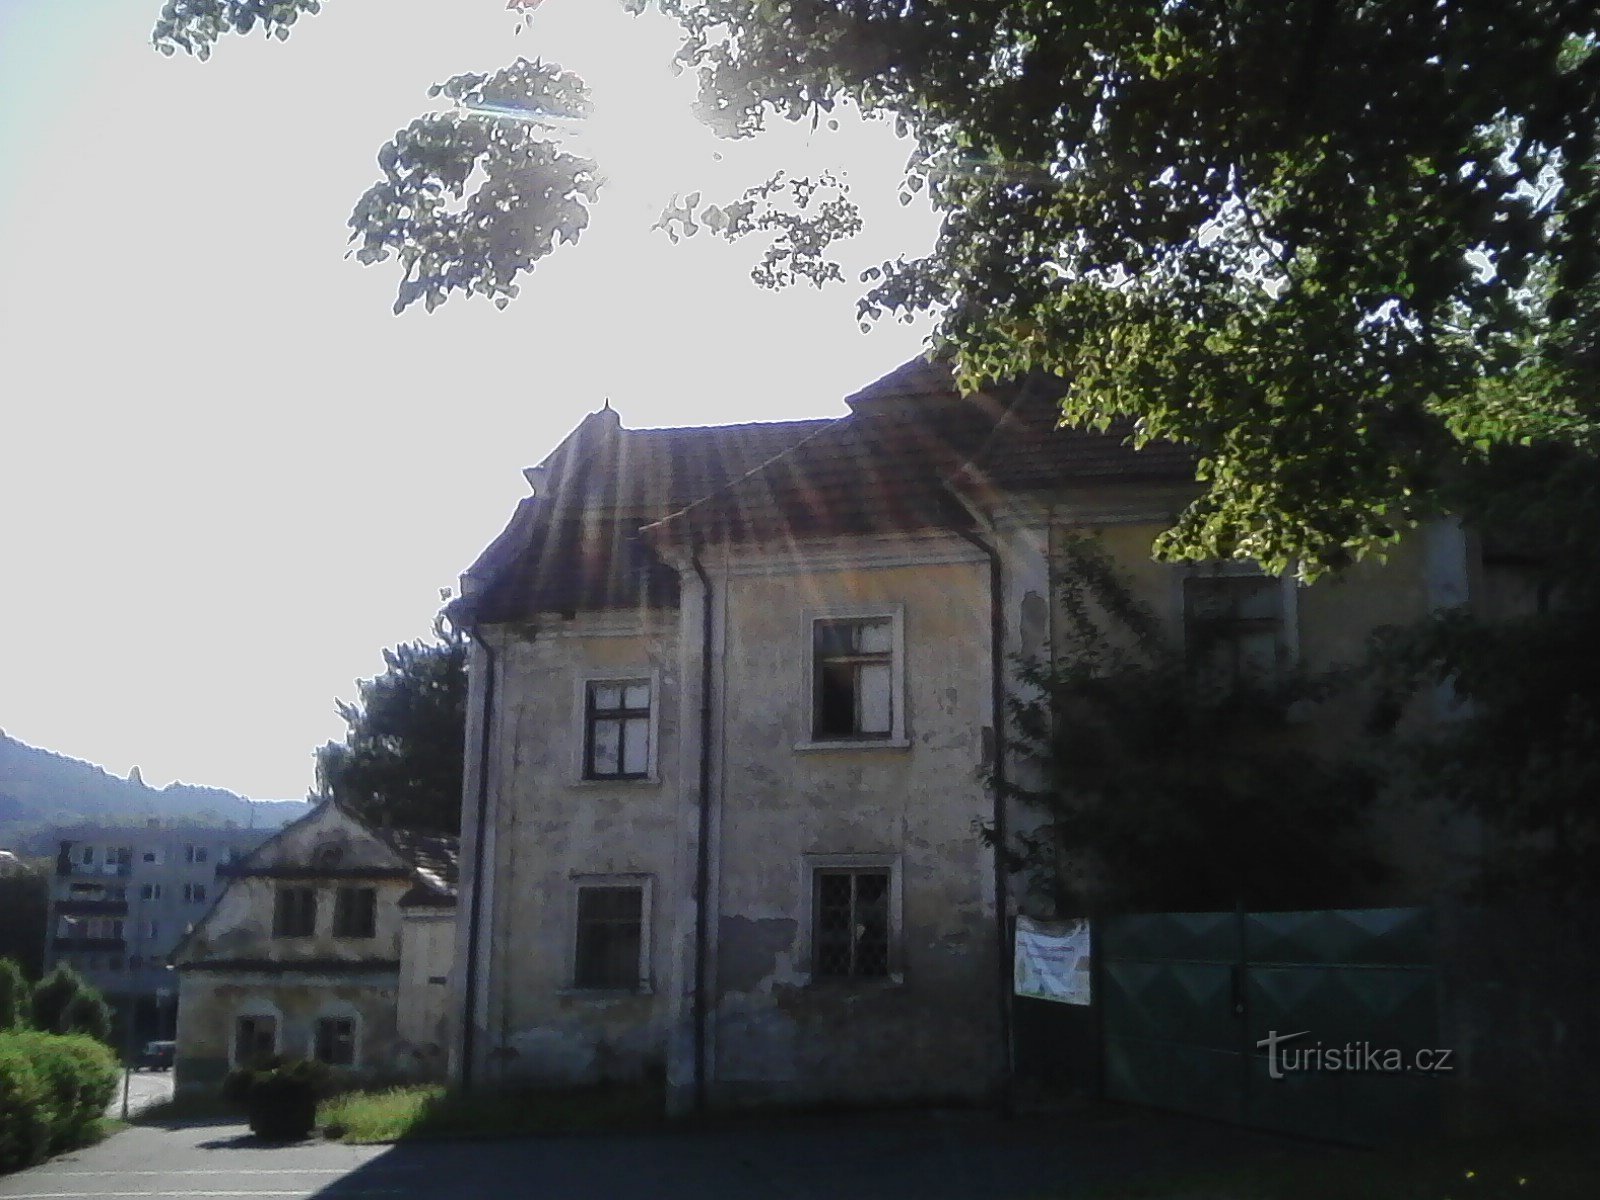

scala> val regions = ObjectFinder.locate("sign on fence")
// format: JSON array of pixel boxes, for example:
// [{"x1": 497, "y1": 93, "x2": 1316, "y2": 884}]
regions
[{"x1": 1014, "y1": 915, "x2": 1092, "y2": 1005}]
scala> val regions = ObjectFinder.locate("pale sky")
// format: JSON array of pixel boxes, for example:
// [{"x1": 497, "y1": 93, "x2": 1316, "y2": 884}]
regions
[{"x1": 0, "y1": 0, "x2": 939, "y2": 800}]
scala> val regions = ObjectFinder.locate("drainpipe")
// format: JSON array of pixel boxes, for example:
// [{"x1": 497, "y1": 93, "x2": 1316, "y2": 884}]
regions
[
  {"x1": 956, "y1": 526, "x2": 1015, "y2": 1117},
  {"x1": 459, "y1": 628, "x2": 498, "y2": 1089},
  {"x1": 689, "y1": 549, "x2": 715, "y2": 1113}
]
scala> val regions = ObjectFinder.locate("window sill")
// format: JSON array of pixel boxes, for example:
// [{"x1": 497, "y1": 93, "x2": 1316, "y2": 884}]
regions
[
  {"x1": 801, "y1": 972, "x2": 906, "y2": 991},
  {"x1": 557, "y1": 986, "x2": 655, "y2": 1000},
  {"x1": 793, "y1": 737, "x2": 911, "y2": 753},
  {"x1": 569, "y1": 775, "x2": 661, "y2": 788}
]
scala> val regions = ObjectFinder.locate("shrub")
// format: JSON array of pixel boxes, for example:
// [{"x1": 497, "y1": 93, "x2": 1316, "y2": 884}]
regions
[
  {"x1": 0, "y1": 1031, "x2": 118, "y2": 1158},
  {"x1": 0, "y1": 1040, "x2": 50, "y2": 1172},
  {"x1": 28, "y1": 967, "x2": 112, "y2": 1044},
  {"x1": 223, "y1": 1058, "x2": 332, "y2": 1142},
  {"x1": 59, "y1": 994, "x2": 111, "y2": 1045}
]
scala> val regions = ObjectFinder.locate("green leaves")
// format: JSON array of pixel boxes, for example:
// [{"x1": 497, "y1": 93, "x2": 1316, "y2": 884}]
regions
[{"x1": 346, "y1": 60, "x2": 601, "y2": 315}]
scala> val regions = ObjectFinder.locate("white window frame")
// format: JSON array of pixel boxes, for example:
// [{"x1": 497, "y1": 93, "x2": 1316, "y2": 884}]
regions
[
  {"x1": 798, "y1": 853, "x2": 904, "y2": 986},
  {"x1": 309, "y1": 1005, "x2": 362, "y2": 1068},
  {"x1": 1177, "y1": 562, "x2": 1300, "y2": 677},
  {"x1": 570, "y1": 669, "x2": 662, "y2": 785},
  {"x1": 796, "y1": 605, "x2": 910, "y2": 751},
  {"x1": 565, "y1": 873, "x2": 654, "y2": 995}
]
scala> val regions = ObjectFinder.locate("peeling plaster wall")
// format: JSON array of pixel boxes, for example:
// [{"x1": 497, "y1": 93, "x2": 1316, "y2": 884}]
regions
[
  {"x1": 706, "y1": 546, "x2": 1001, "y2": 1105},
  {"x1": 475, "y1": 616, "x2": 683, "y2": 1087}
]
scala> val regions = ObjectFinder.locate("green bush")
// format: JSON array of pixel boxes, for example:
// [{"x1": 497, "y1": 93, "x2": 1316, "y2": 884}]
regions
[
  {"x1": 223, "y1": 1058, "x2": 333, "y2": 1142},
  {"x1": 28, "y1": 966, "x2": 112, "y2": 1044},
  {"x1": 0, "y1": 1040, "x2": 50, "y2": 1172},
  {"x1": 0, "y1": 1030, "x2": 118, "y2": 1171}
]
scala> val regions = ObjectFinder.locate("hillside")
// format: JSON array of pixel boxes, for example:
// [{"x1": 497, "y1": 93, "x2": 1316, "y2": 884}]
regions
[{"x1": 0, "y1": 730, "x2": 308, "y2": 847}]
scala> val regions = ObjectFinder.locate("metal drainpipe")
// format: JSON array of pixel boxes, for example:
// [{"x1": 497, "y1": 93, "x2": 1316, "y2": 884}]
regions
[
  {"x1": 689, "y1": 549, "x2": 715, "y2": 1113},
  {"x1": 956, "y1": 525, "x2": 1015, "y2": 1116},
  {"x1": 459, "y1": 628, "x2": 498, "y2": 1089}
]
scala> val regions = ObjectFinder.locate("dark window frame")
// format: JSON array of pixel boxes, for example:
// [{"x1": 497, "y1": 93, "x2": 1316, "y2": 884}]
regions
[
  {"x1": 234, "y1": 1014, "x2": 278, "y2": 1065},
  {"x1": 811, "y1": 617, "x2": 895, "y2": 741},
  {"x1": 313, "y1": 1017, "x2": 356, "y2": 1066},
  {"x1": 332, "y1": 887, "x2": 377, "y2": 938},
  {"x1": 272, "y1": 886, "x2": 317, "y2": 938},
  {"x1": 1183, "y1": 572, "x2": 1287, "y2": 683},
  {"x1": 582, "y1": 680, "x2": 652, "y2": 780},
  {"x1": 572, "y1": 884, "x2": 646, "y2": 991},
  {"x1": 811, "y1": 868, "x2": 892, "y2": 981}
]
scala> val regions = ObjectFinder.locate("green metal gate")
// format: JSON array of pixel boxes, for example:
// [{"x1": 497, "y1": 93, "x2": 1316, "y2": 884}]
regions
[{"x1": 1099, "y1": 907, "x2": 1442, "y2": 1144}]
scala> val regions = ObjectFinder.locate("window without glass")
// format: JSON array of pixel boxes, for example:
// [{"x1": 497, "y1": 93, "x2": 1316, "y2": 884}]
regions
[
  {"x1": 234, "y1": 1015, "x2": 277, "y2": 1065},
  {"x1": 812, "y1": 870, "x2": 891, "y2": 979},
  {"x1": 573, "y1": 885, "x2": 644, "y2": 990},
  {"x1": 314, "y1": 1017, "x2": 356, "y2": 1066},
  {"x1": 333, "y1": 888, "x2": 377, "y2": 938},
  {"x1": 273, "y1": 886, "x2": 317, "y2": 937},
  {"x1": 812, "y1": 619, "x2": 894, "y2": 739},
  {"x1": 1183, "y1": 574, "x2": 1286, "y2": 681},
  {"x1": 583, "y1": 681, "x2": 651, "y2": 779}
]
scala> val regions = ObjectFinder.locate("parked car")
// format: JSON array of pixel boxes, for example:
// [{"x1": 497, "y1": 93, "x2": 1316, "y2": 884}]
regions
[{"x1": 137, "y1": 1040, "x2": 176, "y2": 1071}]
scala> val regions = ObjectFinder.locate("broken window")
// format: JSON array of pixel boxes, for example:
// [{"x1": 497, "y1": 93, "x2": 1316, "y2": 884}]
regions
[
  {"x1": 333, "y1": 887, "x2": 377, "y2": 938},
  {"x1": 273, "y1": 886, "x2": 317, "y2": 938},
  {"x1": 1184, "y1": 573, "x2": 1287, "y2": 682},
  {"x1": 234, "y1": 1015, "x2": 277, "y2": 1065},
  {"x1": 812, "y1": 870, "x2": 891, "y2": 979},
  {"x1": 584, "y1": 681, "x2": 651, "y2": 779},
  {"x1": 812, "y1": 618, "x2": 894, "y2": 739},
  {"x1": 573, "y1": 885, "x2": 644, "y2": 990},
  {"x1": 314, "y1": 1017, "x2": 356, "y2": 1066}
]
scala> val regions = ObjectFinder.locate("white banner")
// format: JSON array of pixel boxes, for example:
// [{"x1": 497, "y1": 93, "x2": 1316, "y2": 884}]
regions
[{"x1": 1013, "y1": 915, "x2": 1092, "y2": 1006}]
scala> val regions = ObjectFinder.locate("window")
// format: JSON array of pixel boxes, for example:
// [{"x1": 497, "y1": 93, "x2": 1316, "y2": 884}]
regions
[
  {"x1": 313, "y1": 1017, "x2": 356, "y2": 1066},
  {"x1": 273, "y1": 886, "x2": 317, "y2": 937},
  {"x1": 234, "y1": 1015, "x2": 277, "y2": 1065},
  {"x1": 312, "y1": 843, "x2": 345, "y2": 870},
  {"x1": 78, "y1": 846, "x2": 95, "y2": 866},
  {"x1": 583, "y1": 681, "x2": 651, "y2": 780},
  {"x1": 1183, "y1": 570, "x2": 1291, "y2": 681},
  {"x1": 573, "y1": 884, "x2": 646, "y2": 990},
  {"x1": 140, "y1": 883, "x2": 163, "y2": 901},
  {"x1": 184, "y1": 844, "x2": 208, "y2": 865},
  {"x1": 811, "y1": 617, "x2": 894, "y2": 740},
  {"x1": 142, "y1": 850, "x2": 159, "y2": 864},
  {"x1": 84, "y1": 917, "x2": 124, "y2": 941},
  {"x1": 182, "y1": 883, "x2": 207, "y2": 904},
  {"x1": 812, "y1": 869, "x2": 891, "y2": 979},
  {"x1": 332, "y1": 888, "x2": 377, "y2": 938}
]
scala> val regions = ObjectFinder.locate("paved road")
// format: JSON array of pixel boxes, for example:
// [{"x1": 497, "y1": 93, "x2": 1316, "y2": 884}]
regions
[
  {"x1": 3, "y1": 1107, "x2": 1328, "y2": 1200},
  {"x1": 104, "y1": 1071, "x2": 174, "y2": 1120}
]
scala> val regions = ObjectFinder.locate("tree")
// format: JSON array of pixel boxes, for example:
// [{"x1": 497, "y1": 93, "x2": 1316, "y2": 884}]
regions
[
  {"x1": 997, "y1": 537, "x2": 1379, "y2": 914},
  {"x1": 28, "y1": 966, "x2": 111, "y2": 1043},
  {"x1": 0, "y1": 859, "x2": 48, "y2": 979},
  {"x1": 314, "y1": 619, "x2": 468, "y2": 834},
  {"x1": 151, "y1": 1, "x2": 1600, "y2": 574}
]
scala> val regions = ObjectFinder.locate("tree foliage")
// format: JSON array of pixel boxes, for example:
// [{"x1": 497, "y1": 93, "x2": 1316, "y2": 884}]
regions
[
  {"x1": 151, "y1": 1, "x2": 1600, "y2": 574},
  {"x1": 314, "y1": 620, "x2": 468, "y2": 834},
  {"x1": 0, "y1": 960, "x2": 27, "y2": 1032},
  {"x1": 997, "y1": 537, "x2": 1378, "y2": 914},
  {"x1": 27, "y1": 967, "x2": 111, "y2": 1044}
]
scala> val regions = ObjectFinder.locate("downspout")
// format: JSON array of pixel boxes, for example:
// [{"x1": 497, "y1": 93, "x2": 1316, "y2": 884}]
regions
[
  {"x1": 956, "y1": 525, "x2": 1015, "y2": 1117},
  {"x1": 689, "y1": 548, "x2": 715, "y2": 1113},
  {"x1": 459, "y1": 628, "x2": 498, "y2": 1089}
]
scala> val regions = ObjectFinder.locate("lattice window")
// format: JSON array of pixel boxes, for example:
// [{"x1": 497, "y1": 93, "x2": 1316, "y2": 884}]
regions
[
  {"x1": 1184, "y1": 573, "x2": 1287, "y2": 681},
  {"x1": 574, "y1": 885, "x2": 644, "y2": 990},
  {"x1": 812, "y1": 870, "x2": 891, "y2": 979},
  {"x1": 314, "y1": 1017, "x2": 356, "y2": 1066},
  {"x1": 584, "y1": 681, "x2": 652, "y2": 779},
  {"x1": 333, "y1": 887, "x2": 376, "y2": 938},
  {"x1": 273, "y1": 886, "x2": 317, "y2": 937}
]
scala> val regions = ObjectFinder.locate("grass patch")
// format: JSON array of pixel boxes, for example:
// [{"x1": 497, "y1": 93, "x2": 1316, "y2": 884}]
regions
[
  {"x1": 1082, "y1": 1127, "x2": 1599, "y2": 1200},
  {"x1": 317, "y1": 1082, "x2": 665, "y2": 1144}
]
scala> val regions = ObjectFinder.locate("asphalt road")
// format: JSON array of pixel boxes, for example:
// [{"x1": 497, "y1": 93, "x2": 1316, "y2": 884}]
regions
[{"x1": 3, "y1": 1106, "x2": 1326, "y2": 1200}]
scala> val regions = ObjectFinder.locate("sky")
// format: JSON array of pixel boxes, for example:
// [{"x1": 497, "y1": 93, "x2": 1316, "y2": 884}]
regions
[{"x1": 0, "y1": 0, "x2": 940, "y2": 800}]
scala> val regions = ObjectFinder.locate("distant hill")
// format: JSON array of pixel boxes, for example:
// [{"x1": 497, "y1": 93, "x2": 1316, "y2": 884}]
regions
[{"x1": 0, "y1": 731, "x2": 309, "y2": 849}]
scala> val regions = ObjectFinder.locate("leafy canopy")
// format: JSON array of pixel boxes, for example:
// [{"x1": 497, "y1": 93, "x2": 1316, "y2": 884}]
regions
[
  {"x1": 314, "y1": 620, "x2": 468, "y2": 834},
  {"x1": 153, "y1": 1, "x2": 1600, "y2": 572}
]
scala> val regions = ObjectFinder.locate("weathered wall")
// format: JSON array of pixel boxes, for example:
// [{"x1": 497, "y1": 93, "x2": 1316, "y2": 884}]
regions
[
  {"x1": 471, "y1": 613, "x2": 683, "y2": 1087},
  {"x1": 174, "y1": 973, "x2": 401, "y2": 1092},
  {"x1": 704, "y1": 541, "x2": 1002, "y2": 1105},
  {"x1": 398, "y1": 907, "x2": 455, "y2": 1077}
]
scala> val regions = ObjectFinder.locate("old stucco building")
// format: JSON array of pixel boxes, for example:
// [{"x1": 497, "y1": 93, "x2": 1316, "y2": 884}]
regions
[
  {"x1": 172, "y1": 802, "x2": 457, "y2": 1091},
  {"x1": 448, "y1": 357, "x2": 1480, "y2": 1111}
]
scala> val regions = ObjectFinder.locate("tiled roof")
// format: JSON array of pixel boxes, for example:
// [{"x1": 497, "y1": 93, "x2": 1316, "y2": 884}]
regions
[{"x1": 378, "y1": 826, "x2": 459, "y2": 904}]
